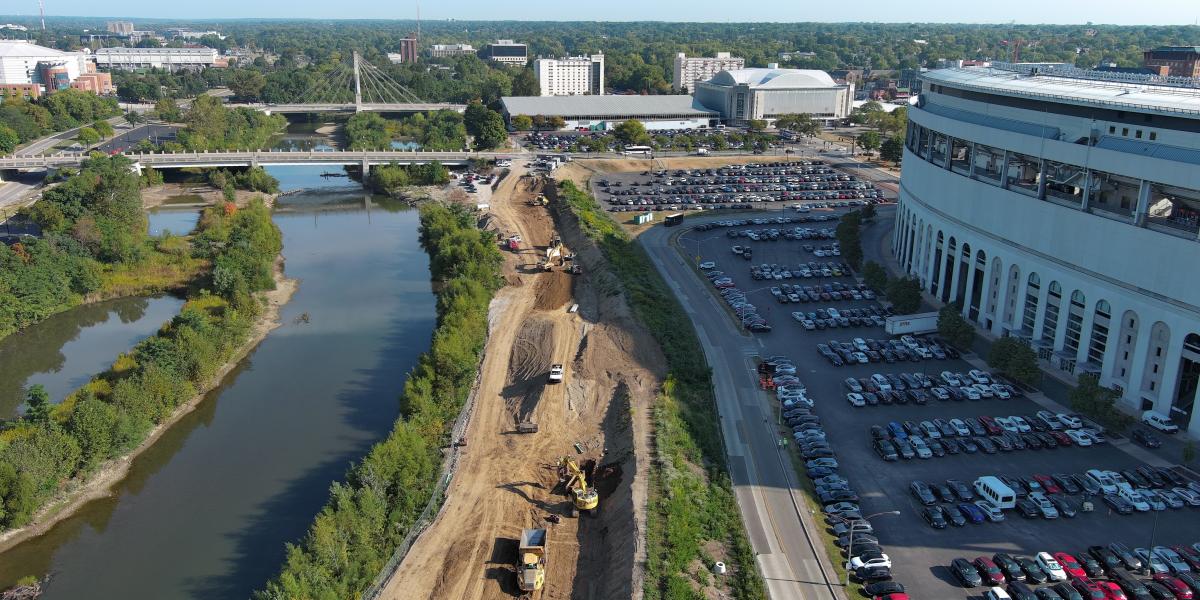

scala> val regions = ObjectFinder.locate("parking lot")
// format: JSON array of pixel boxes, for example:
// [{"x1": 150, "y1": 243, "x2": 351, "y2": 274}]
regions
[
  {"x1": 592, "y1": 160, "x2": 886, "y2": 214},
  {"x1": 675, "y1": 212, "x2": 1200, "y2": 600}
]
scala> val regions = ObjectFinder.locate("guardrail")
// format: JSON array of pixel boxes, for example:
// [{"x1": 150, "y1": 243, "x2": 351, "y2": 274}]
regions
[{"x1": 0, "y1": 149, "x2": 507, "y2": 169}]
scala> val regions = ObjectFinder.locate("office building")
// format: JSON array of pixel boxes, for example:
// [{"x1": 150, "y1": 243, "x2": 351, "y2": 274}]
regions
[
  {"x1": 895, "y1": 62, "x2": 1200, "y2": 434},
  {"x1": 429, "y1": 43, "x2": 476, "y2": 58},
  {"x1": 501, "y1": 95, "x2": 718, "y2": 131},
  {"x1": 164, "y1": 28, "x2": 226, "y2": 41},
  {"x1": 94, "y1": 46, "x2": 219, "y2": 71},
  {"x1": 672, "y1": 52, "x2": 744, "y2": 92},
  {"x1": 395, "y1": 37, "x2": 418, "y2": 64},
  {"x1": 1142, "y1": 46, "x2": 1200, "y2": 78},
  {"x1": 479, "y1": 40, "x2": 528, "y2": 66},
  {"x1": 534, "y1": 55, "x2": 604, "y2": 96},
  {"x1": 106, "y1": 21, "x2": 134, "y2": 35},
  {"x1": 693, "y1": 65, "x2": 853, "y2": 124}
]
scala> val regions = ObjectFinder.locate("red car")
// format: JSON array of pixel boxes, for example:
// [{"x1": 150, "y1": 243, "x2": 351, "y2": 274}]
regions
[
  {"x1": 1098, "y1": 581, "x2": 1128, "y2": 600},
  {"x1": 1173, "y1": 546, "x2": 1200, "y2": 571},
  {"x1": 1153, "y1": 574, "x2": 1195, "y2": 599},
  {"x1": 1051, "y1": 431, "x2": 1074, "y2": 446},
  {"x1": 875, "y1": 595, "x2": 909, "y2": 600},
  {"x1": 978, "y1": 416, "x2": 1003, "y2": 435},
  {"x1": 1037, "y1": 475, "x2": 1064, "y2": 495},
  {"x1": 1072, "y1": 576, "x2": 1107, "y2": 600},
  {"x1": 974, "y1": 556, "x2": 1006, "y2": 586},
  {"x1": 1056, "y1": 552, "x2": 1087, "y2": 578}
]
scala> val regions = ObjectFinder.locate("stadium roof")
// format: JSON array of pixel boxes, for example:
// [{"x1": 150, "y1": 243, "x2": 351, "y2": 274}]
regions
[
  {"x1": 0, "y1": 40, "x2": 75, "y2": 59},
  {"x1": 708, "y1": 68, "x2": 838, "y2": 88},
  {"x1": 923, "y1": 65, "x2": 1200, "y2": 117},
  {"x1": 500, "y1": 95, "x2": 717, "y2": 117}
]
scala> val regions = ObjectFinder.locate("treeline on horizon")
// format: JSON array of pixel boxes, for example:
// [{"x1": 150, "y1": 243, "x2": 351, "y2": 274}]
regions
[{"x1": 3, "y1": 20, "x2": 1196, "y2": 104}]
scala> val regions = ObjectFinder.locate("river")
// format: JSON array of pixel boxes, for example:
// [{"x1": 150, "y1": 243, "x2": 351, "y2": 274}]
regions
[{"x1": 0, "y1": 166, "x2": 438, "y2": 599}]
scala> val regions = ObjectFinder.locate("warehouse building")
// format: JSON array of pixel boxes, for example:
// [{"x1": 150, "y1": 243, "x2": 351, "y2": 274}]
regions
[
  {"x1": 694, "y1": 65, "x2": 853, "y2": 125},
  {"x1": 94, "y1": 46, "x2": 218, "y2": 71},
  {"x1": 501, "y1": 95, "x2": 719, "y2": 131}
]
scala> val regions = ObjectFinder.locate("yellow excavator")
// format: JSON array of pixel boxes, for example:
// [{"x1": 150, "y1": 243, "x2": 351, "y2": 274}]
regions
[{"x1": 557, "y1": 457, "x2": 599, "y2": 517}]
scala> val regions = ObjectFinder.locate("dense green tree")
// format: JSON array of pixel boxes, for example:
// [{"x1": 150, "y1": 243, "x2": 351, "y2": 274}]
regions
[
  {"x1": 856, "y1": 130, "x2": 882, "y2": 156},
  {"x1": 834, "y1": 210, "x2": 863, "y2": 268},
  {"x1": 176, "y1": 96, "x2": 286, "y2": 151},
  {"x1": 0, "y1": 124, "x2": 17, "y2": 154},
  {"x1": 92, "y1": 119, "x2": 114, "y2": 138},
  {"x1": 0, "y1": 462, "x2": 36, "y2": 527},
  {"x1": 512, "y1": 67, "x2": 540, "y2": 96},
  {"x1": 774, "y1": 113, "x2": 820, "y2": 137},
  {"x1": 76, "y1": 127, "x2": 100, "y2": 146},
  {"x1": 345, "y1": 112, "x2": 394, "y2": 150},
  {"x1": 937, "y1": 303, "x2": 975, "y2": 350},
  {"x1": 987, "y1": 336, "x2": 1042, "y2": 387},
  {"x1": 880, "y1": 135, "x2": 904, "y2": 163},
  {"x1": 23, "y1": 384, "x2": 51, "y2": 425},
  {"x1": 473, "y1": 110, "x2": 508, "y2": 150},
  {"x1": 747, "y1": 119, "x2": 767, "y2": 131},
  {"x1": 67, "y1": 395, "x2": 118, "y2": 473},
  {"x1": 886, "y1": 276, "x2": 924, "y2": 314},
  {"x1": 229, "y1": 69, "x2": 267, "y2": 101},
  {"x1": 613, "y1": 119, "x2": 650, "y2": 145},
  {"x1": 510, "y1": 114, "x2": 533, "y2": 131},
  {"x1": 154, "y1": 98, "x2": 183, "y2": 123},
  {"x1": 862, "y1": 260, "x2": 888, "y2": 292},
  {"x1": 1069, "y1": 373, "x2": 1134, "y2": 433}
]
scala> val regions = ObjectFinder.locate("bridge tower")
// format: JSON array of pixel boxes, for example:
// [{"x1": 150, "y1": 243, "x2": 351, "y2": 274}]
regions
[{"x1": 353, "y1": 51, "x2": 363, "y2": 112}]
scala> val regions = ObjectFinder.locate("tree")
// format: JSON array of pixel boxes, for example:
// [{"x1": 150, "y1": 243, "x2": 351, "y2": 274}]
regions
[
  {"x1": 986, "y1": 336, "x2": 1042, "y2": 387},
  {"x1": 0, "y1": 124, "x2": 17, "y2": 154},
  {"x1": 857, "y1": 131, "x2": 881, "y2": 156},
  {"x1": 880, "y1": 135, "x2": 904, "y2": 163},
  {"x1": 92, "y1": 119, "x2": 115, "y2": 138},
  {"x1": 834, "y1": 210, "x2": 863, "y2": 268},
  {"x1": 512, "y1": 68, "x2": 540, "y2": 97},
  {"x1": 77, "y1": 127, "x2": 100, "y2": 146},
  {"x1": 774, "y1": 113, "x2": 820, "y2": 137},
  {"x1": 473, "y1": 110, "x2": 508, "y2": 150},
  {"x1": 937, "y1": 303, "x2": 975, "y2": 350},
  {"x1": 862, "y1": 261, "x2": 888, "y2": 292},
  {"x1": 614, "y1": 119, "x2": 650, "y2": 145},
  {"x1": 24, "y1": 384, "x2": 51, "y2": 425},
  {"x1": 124, "y1": 111, "x2": 143, "y2": 126},
  {"x1": 747, "y1": 119, "x2": 767, "y2": 131},
  {"x1": 886, "y1": 276, "x2": 923, "y2": 314},
  {"x1": 229, "y1": 69, "x2": 267, "y2": 101},
  {"x1": 154, "y1": 98, "x2": 182, "y2": 123},
  {"x1": 510, "y1": 114, "x2": 533, "y2": 131},
  {"x1": 1069, "y1": 373, "x2": 1134, "y2": 433}
]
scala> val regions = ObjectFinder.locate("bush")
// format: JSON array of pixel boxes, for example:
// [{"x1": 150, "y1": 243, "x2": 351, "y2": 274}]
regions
[
  {"x1": 986, "y1": 336, "x2": 1042, "y2": 387},
  {"x1": 885, "y1": 276, "x2": 923, "y2": 314},
  {"x1": 256, "y1": 203, "x2": 502, "y2": 599},
  {"x1": 556, "y1": 180, "x2": 765, "y2": 600},
  {"x1": 937, "y1": 303, "x2": 975, "y2": 350}
]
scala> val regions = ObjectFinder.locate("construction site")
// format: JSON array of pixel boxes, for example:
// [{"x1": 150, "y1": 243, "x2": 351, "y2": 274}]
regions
[{"x1": 382, "y1": 166, "x2": 664, "y2": 600}]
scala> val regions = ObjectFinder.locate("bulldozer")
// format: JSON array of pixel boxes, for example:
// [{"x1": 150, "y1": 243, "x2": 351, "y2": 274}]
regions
[
  {"x1": 557, "y1": 457, "x2": 599, "y2": 517},
  {"x1": 538, "y1": 236, "x2": 565, "y2": 272},
  {"x1": 527, "y1": 194, "x2": 549, "y2": 207}
]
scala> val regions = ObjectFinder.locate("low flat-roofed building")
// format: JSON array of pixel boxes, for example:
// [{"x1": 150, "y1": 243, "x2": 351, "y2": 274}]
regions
[
  {"x1": 430, "y1": 43, "x2": 476, "y2": 58},
  {"x1": 501, "y1": 94, "x2": 719, "y2": 131},
  {"x1": 94, "y1": 46, "x2": 218, "y2": 71}
]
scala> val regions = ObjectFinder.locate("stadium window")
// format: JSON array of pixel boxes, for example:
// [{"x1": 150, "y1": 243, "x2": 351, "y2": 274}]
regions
[{"x1": 1149, "y1": 132, "x2": 1157, "y2": 140}]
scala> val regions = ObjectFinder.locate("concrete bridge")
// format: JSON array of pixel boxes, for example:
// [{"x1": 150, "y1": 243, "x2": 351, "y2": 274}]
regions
[
  {"x1": 0, "y1": 149, "x2": 509, "y2": 172},
  {"x1": 243, "y1": 102, "x2": 467, "y2": 115}
]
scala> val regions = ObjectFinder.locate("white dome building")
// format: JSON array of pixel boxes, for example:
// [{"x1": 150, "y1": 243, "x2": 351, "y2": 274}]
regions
[{"x1": 694, "y1": 65, "x2": 854, "y2": 124}]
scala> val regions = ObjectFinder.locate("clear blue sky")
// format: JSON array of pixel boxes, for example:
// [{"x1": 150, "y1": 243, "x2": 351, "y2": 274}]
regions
[{"x1": 8, "y1": 0, "x2": 1200, "y2": 25}]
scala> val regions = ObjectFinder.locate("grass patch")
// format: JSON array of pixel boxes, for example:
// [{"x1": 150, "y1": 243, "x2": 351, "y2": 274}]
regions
[{"x1": 556, "y1": 180, "x2": 766, "y2": 600}]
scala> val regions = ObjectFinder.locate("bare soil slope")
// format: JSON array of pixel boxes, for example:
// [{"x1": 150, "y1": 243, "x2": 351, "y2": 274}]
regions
[{"x1": 383, "y1": 168, "x2": 659, "y2": 600}]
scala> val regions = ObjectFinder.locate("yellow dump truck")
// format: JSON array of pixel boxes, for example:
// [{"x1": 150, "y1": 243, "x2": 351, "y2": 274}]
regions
[{"x1": 517, "y1": 528, "x2": 547, "y2": 593}]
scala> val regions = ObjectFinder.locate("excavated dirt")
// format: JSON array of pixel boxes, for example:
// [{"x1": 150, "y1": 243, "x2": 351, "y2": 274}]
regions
[{"x1": 383, "y1": 165, "x2": 661, "y2": 600}]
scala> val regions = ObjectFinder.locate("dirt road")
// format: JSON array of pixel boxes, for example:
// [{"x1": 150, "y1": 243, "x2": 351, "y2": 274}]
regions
[{"x1": 383, "y1": 166, "x2": 660, "y2": 600}]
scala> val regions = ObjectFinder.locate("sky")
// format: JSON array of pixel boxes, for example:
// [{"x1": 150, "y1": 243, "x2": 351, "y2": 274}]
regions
[{"x1": 6, "y1": 0, "x2": 1200, "y2": 25}]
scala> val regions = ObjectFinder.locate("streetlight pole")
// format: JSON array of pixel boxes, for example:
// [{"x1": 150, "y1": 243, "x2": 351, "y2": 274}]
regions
[{"x1": 835, "y1": 510, "x2": 901, "y2": 587}]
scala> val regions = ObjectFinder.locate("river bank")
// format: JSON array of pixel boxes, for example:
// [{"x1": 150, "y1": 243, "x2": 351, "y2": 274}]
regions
[
  {"x1": 141, "y1": 181, "x2": 280, "y2": 209},
  {"x1": 0, "y1": 257, "x2": 297, "y2": 556}
]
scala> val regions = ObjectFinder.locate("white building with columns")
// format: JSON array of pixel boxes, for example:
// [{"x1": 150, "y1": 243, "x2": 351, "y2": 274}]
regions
[{"x1": 893, "y1": 63, "x2": 1200, "y2": 435}]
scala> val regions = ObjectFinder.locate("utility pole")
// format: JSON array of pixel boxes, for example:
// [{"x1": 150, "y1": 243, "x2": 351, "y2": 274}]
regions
[{"x1": 352, "y1": 51, "x2": 363, "y2": 110}]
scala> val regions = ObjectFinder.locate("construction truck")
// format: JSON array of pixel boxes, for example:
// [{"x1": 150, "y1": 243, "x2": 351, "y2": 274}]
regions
[
  {"x1": 558, "y1": 457, "x2": 600, "y2": 517},
  {"x1": 527, "y1": 194, "x2": 548, "y2": 206},
  {"x1": 517, "y1": 528, "x2": 547, "y2": 594},
  {"x1": 538, "y1": 235, "x2": 565, "y2": 271},
  {"x1": 505, "y1": 235, "x2": 522, "y2": 252}
]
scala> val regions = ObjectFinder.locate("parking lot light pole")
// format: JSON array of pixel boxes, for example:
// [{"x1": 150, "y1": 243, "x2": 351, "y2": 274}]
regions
[{"x1": 838, "y1": 510, "x2": 901, "y2": 587}]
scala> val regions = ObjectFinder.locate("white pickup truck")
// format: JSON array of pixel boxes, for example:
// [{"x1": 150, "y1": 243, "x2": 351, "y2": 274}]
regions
[{"x1": 548, "y1": 364, "x2": 564, "y2": 383}]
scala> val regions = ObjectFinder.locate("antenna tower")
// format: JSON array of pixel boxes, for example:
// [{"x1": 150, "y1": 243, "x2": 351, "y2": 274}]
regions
[{"x1": 38, "y1": 0, "x2": 46, "y2": 30}]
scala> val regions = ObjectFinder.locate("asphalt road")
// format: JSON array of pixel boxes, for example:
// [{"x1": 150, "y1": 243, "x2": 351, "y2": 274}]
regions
[{"x1": 641, "y1": 208, "x2": 1200, "y2": 600}]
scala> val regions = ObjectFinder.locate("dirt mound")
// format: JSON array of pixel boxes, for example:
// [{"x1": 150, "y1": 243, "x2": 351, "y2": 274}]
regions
[{"x1": 534, "y1": 271, "x2": 573, "y2": 311}]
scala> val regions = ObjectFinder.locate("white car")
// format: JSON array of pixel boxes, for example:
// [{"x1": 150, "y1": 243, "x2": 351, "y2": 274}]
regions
[
  {"x1": 1065, "y1": 429, "x2": 1093, "y2": 446},
  {"x1": 920, "y1": 421, "x2": 942, "y2": 439},
  {"x1": 1010, "y1": 416, "x2": 1032, "y2": 433},
  {"x1": 1037, "y1": 410, "x2": 1065, "y2": 430},
  {"x1": 995, "y1": 417, "x2": 1019, "y2": 433},
  {"x1": 849, "y1": 554, "x2": 892, "y2": 570},
  {"x1": 1174, "y1": 487, "x2": 1200, "y2": 506},
  {"x1": 985, "y1": 587, "x2": 1013, "y2": 600},
  {"x1": 844, "y1": 378, "x2": 863, "y2": 392},
  {"x1": 913, "y1": 346, "x2": 933, "y2": 359},
  {"x1": 1056, "y1": 413, "x2": 1083, "y2": 429},
  {"x1": 961, "y1": 386, "x2": 982, "y2": 400},
  {"x1": 968, "y1": 369, "x2": 991, "y2": 384},
  {"x1": 1036, "y1": 552, "x2": 1067, "y2": 581},
  {"x1": 901, "y1": 335, "x2": 920, "y2": 350},
  {"x1": 548, "y1": 364, "x2": 564, "y2": 383},
  {"x1": 931, "y1": 387, "x2": 951, "y2": 401},
  {"x1": 949, "y1": 418, "x2": 972, "y2": 436},
  {"x1": 909, "y1": 436, "x2": 933, "y2": 459},
  {"x1": 699, "y1": 261, "x2": 716, "y2": 270},
  {"x1": 774, "y1": 364, "x2": 798, "y2": 375},
  {"x1": 991, "y1": 384, "x2": 1012, "y2": 399},
  {"x1": 974, "y1": 384, "x2": 995, "y2": 398},
  {"x1": 791, "y1": 311, "x2": 807, "y2": 322},
  {"x1": 846, "y1": 393, "x2": 866, "y2": 407},
  {"x1": 852, "y1": 352, "x2": 869, "y2": 364},
  {"x1": 852, "y1": 337, "x2": 869, "y2": 352},
  {"x1": 940, "y1": 371, "x2": 963, "y2": 386}
]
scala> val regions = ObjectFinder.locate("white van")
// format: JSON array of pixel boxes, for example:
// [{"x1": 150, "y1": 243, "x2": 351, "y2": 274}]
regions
[
  {"x1": 1086, "y1": 469, "x2": 1118, "y2": 495},
  {"x1": 974, "y1": 476, "x2": 1016, "y2": 509},
  {"x1": 1118, "y1": 485, "x2": 1151, "y2": 511},
  {"x1": 1142, "y1": 411, "x2": 1180, "y2": 433}
]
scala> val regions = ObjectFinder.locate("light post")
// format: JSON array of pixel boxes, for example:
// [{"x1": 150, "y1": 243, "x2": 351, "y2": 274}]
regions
[{"x1": 832, "y1": 510, "x2": 901, "y2": 587}]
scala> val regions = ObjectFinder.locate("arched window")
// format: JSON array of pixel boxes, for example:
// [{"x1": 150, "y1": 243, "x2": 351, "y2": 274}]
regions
[
  {"x1": 1087, "y1": 300, "x2": 1112, "y2": 366},
  {"x1": 1021, "y1": 273, "x2": 1041, "y2": 334},
  {"x1": 1041, "y1": 281, "x2": 1063, "y2": 344},
  {"x1": 1064, "y1": 290, "x2": 1087, "y2": 354}
]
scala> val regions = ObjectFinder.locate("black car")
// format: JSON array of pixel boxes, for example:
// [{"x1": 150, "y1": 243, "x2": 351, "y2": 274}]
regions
[
  {"x1": 874, "y1": 439, "x2": 898, "y2": 461},
  {"x1": 1014, "y1": 497, "x2": 1041, "y2": 518},
  {"x1": 932, "y1": 482, "x2": 956, "y2": 503},
  {"x1": 1133, "y1": 428, "x2": 1163, "y2": 448},
  {"x1": 1049, "y1": 495, "x2": 1077, "y2": 518},
  {"x1": 1053, "y1": 474, "x2": 1082, "y2": 495},
  {"x1": 854, "y1": 565, "x2": 892, "y2": 584},
  {"x1": 1076, "y1": 552, "x2": 1105, "y2": 578},
  {"x1": 1088, "y1": 546, "x2": 1123, "y2": 573},
  {"x1": 923, "y1": 506, "x2": 948, "y2": 529},
  {"x1": 1111, "y1": 570, "x2": 1152, "y2": 599},
  {"x1": 942, "y1": 437, "x2": 962, "y2": 455},
  {"x1": 995, "y1": 553, "x2": 1026, "y2": 582},
  {"x1": 947, "y1": 479, "x2": 974, "y2": 501},
  {"x1": 911, "y1": 480, "x2": 936, "y2": 505},
  {"x1": 1018, "y1": 555, "x2": 1049, "y2": 584},
  {"x1": 976, "y1": 437, "x2": 998, "y2": 454},
  {"x1": 1052, "y1": 581, "x2": 1086, "y2": 600},
  {"x1": 864, "y1": 581, "x2": 905, "y2": 596},
  {"x1": 1009, "y1": 581, "x2": 1039, "y2": 600},
  {"x1": 1136, "y1": 466, "x2": 1166, "y2": 488},
  {"x1": 951, "y1": 557, "x2": 983, "y2": 587},
  {"x1": 1109, "y1": 542, "x2": 1143, "y2": 570},
  {"x1": 1103, "y1": 494, "x2": 1134, "y2": 515},
  {"x1": 1035, "y1": 587, "x2": 1066, "y2": 600},
  {"x1": 941, "y1": 504, "x2": 967, "y2": 527}
]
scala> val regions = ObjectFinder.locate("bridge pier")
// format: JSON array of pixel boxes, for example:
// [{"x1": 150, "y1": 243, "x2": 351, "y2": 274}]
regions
[{"x1": 361, "y1": 159, "x2": 370, "y2": 185}]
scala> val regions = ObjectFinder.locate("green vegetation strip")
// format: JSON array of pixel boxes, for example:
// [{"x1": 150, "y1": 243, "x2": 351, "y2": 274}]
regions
[
  {"x1": 0, "y1": 198, "x2": 281, "y2": 532},
  {"x1": 556, "y1": 180, "x2": 766, "y2": 600},
  {"x1": 255, "y1": 203, "x2": 503, "y2": 599}
]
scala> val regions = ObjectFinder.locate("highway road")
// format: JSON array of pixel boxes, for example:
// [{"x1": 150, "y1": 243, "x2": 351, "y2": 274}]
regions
[{"x1": 640, "y1": 220, "x2": 844, "y2": 600}]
